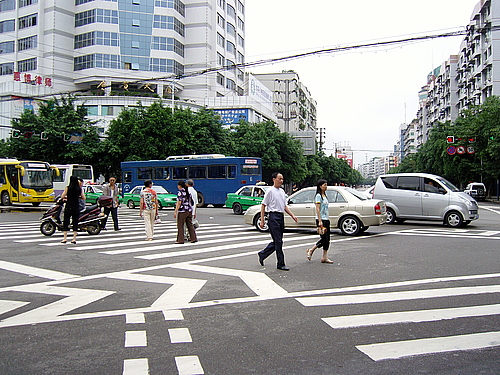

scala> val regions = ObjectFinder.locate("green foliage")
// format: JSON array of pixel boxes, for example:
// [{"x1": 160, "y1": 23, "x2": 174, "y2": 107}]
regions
[{"x1": 5, "y1": 96, "x2": 101, "y2": 166}]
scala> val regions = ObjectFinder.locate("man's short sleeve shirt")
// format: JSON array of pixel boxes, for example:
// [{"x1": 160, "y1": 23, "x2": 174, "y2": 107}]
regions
[{"x1": 262, "y1": 187, "x2": 287, "y2": 212}]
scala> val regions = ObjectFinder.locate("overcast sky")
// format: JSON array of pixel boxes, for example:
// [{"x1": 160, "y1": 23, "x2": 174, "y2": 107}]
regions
[{"x1": 245, "y1": 0, "x2": 480, "y2": 166}]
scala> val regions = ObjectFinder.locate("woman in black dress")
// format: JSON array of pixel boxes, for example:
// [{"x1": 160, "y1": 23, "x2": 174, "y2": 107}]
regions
[{"x1": 60, "y1": 175, "x2": 85, "y2": 244}]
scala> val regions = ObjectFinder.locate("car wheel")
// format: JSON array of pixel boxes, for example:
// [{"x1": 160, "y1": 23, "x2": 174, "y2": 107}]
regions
[
  {"x1": 339, "y1": 215, "x2": 362, "y2": 236},
  {"x1": 444, "y1": 210, "x2": 464, "y2": 227},
  {"x1": 127, "y1": 200, "x2": 135, "y2": 209},
  {"x1": 254, "y1": 214, "x2": 268, "y2": 232},
  {"x1": 232, "y1": 202, "x2": 243, "y2": 215},
  {"x1": 1, "y1": 191, "x2": 11, "y2": 206},
  {"x1": 40, "y1": 220, "x2": 56, "y2": 236},
  {"x1": 386, "y1": 207, "x2": 397, "y2": 224}
]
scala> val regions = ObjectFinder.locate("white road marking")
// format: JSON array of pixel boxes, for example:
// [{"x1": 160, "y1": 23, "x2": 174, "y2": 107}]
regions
[
  {"x1": 169, "y1": 328, "x2": 192, "y2": 343},
  {"x1": 322, "y1": 303, "x2": 500, "y2": 329},
  {"x1": 356, "y1": 331, "x2": 500, "y2": 361},
  {"x1": 126, "y1": 312, "x2": 145, "y2": 324},
  {"x1": 0, "y1": 300, "x2": 30, "y2": 315},
  {"x1": 0, "y1": 260, "x2": 76, "y2": 280},
  {"x1": 175, "y1": 355, "x2": 204, "y2": 375},
  {"x1": 123, "y1": 358, "x2": 149, "y2": 375},
  {"x1": 163, "y1": 309, "x2": 184, "y2": 320},
  {"x1": 125, "y1": 330, "x2": 147, "y2": 347},
  {"x1": 296, "y1": 284, "x2": 500, "y2": 307}
]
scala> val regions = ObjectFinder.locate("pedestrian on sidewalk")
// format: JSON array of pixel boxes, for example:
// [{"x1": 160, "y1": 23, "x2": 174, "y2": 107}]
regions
[
  {"x1": 102, "y1": 176, "x2": 121, "y2": 231},
  {"x1": 140, "y1": 180, "x2": 158, "y2": 241},
  {"x1": 306, "y1": 179, "x2": 333, "y2": 263},
  {"x1": 258, "y1": 172, "x2": 298, "y2": 271},
  {"x1": 174, "y1": 180, "x2": 197, "y2": 244}
]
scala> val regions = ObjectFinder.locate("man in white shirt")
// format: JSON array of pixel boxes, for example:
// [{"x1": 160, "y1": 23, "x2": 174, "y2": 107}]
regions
[
  {"x1": 185, "y1": 179, "x2": 198, "y2": 240},
  {"x1": 258, "y1": 172, "x2": 298, "y2": 271}
]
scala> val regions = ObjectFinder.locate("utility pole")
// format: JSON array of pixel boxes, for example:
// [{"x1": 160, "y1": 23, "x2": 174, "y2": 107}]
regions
[{"x1": 318, "y1": 128, "x2": 325, "y2": 152}]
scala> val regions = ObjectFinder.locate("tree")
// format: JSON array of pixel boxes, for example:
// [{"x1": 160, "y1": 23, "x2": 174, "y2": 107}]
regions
[{"x1": 6, "y1": 96, "x2": 101, "y2": 166}]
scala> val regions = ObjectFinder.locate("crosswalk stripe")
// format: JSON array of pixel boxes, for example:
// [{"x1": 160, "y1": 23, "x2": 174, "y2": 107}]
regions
[
  {"x1": 297, "y1": 284, "x2": 500, "y2": 307},
  {"x1": 356, "y1": 331, "x2": 500, "y2": 361},
  {"x1": 322, "y1": 303, "x2": 500, "y2": 329}
]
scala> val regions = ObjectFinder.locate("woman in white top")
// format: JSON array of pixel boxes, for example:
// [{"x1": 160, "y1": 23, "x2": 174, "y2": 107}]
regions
[
  {"x1": 140, "y1": 180, "x2": 158, "y2": 241},
  {"x1": 306, "y1": 179, "x2": 333, "y2": 263}
]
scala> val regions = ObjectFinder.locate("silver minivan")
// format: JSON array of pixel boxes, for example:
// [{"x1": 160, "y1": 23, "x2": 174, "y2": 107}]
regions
[{"x1": 373, "y1": 173, "x2": 479, "y2": 227}]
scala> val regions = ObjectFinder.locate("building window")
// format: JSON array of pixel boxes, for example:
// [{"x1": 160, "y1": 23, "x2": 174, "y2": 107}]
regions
[
  {"x1": 74, "y1": 54, "x2": 120, "y2": 70},
  {"x1": 237, "y1": 51, "x2": 244, "y2": 64},
  {"x1": 217, "y1": 33, "x2": 224, "y2": 48},
  {"x1": 226, "y1": 58, "x2": 235, "y2": 72},
  {"x1": 226, "y1": 78, "x2": 235, "y2": 90},
  {"x1": 226, "y1": 22, "x2": 236, "y2": 37},
  {"x1": 0, "y1": 20, "x2": 15, "y2": 33},
  {"x1": 0, "y1": 40, "x2": 14, "y2": 54},
  {"x1": 75, "y1": 9, "x2": 95, "y2": 26},
  {"x1": 17, "y1": 57, "x2": 37, "y2": 72},
  {"x1": 237, "y1": 68, "x2": 244, "y2": 81},
  {"x1": 237, "y1": 17, "x2": 244, "y2": 30},
  {"x1": 150, "y1": 58, "x2": 184, "y2": 75},
  {"x1": 216, "y1": 72, "x2": 224, "y2": 86},
  {"x1": 0, "y1": 0, "x2": 15, "y2": 12},
  {"x1": 19, "y1": 13, "x2": 37, "y2": 29},
  {"x1": 76, "y1": 0, "x2": 116, "y2": 4},
  {"x1": 96, "y1": 31, "x2": 119, "y2": 46},
  {"x1": 153, "y1": 15, "x2": 184, "y2": 36},
  {"x1": 217, "y1": 52, "x2": 224, "y2": 66},
  {"x1": 237, "y1": 34, "x2": 244, "y2": 48},
  {"x1": 96, "y1": 9, "x2": 118, "y2": 24},
  {"x1": 154, "y1": 0, "x2": 185, "y2": 16},
  {"x1": 226, "y1": 40, "x2": 235, "y2": 55},
  {"x1": 17, "y1": 35, "x2": 37, "y2": 51},
  {"x1": 132, "y1": 19, "x2": 140, "y2": 27},
  {"x1": 227, "y1": 4, "x2": 235, "y2": 19},
  {"x1": 0, "y1": 62, "x2": 14, "y2": 75},
  {"x1": 19, "y1": 0, "x2": 37, "y2": 7},
  {"x1": 217, "y1": 13, "x2": 225, "y2": 28},
  {"x1": 237, "y1": 0, "x2": 244, "y2": 14},
  {"x1": 151, "y1": 36, "x2": 184, "y2": 57},
  {"x1": 217, "y1": 0, "x2": 225, "y2": 8}
]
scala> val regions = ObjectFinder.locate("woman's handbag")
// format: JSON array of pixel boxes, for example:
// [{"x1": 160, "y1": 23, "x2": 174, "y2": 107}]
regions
[
  {"x1": 154, "y1": 214, "x2": 161, "y2": 224},
  {"x1": 192, "y1": 219, "x2": 200, "y2": 229},
  {"x1": 317, "y1": 226, "x2": 326, "y2": 235}
]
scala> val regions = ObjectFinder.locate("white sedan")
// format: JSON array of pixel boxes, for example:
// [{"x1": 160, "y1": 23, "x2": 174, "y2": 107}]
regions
[{"x1": 243, "y1": 186, "x2": 387, "y2": 236}]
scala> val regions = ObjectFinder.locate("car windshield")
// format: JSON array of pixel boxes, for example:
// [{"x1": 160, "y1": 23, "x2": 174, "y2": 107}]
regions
[
  {"x1": 344, "y1": 187, "x2": 368, "y2": 200},
  {"x1": 93, "y1": 185, "x2": 104, "y2": 192},
  {"x1": 436, "y1": 177, "x2": 459, "y2": 192},
  {"x1": 152, "y1": 185, "x2": 170, "y2": 194}
]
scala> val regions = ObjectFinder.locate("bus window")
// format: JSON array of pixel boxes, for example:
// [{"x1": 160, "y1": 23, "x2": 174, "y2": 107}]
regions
[
  {"x1": 53, "y1": 168, "x2": 66, "y2": 183},
  {"x1": 154, "y1": 167, "x2": 170, "y2": 180},
  {"x1": 228, "y1": 165, "x2": 236, "y2": 179},
  {"x1": 23, "y1": 169, "x2": 52, "y2": 188},
  {"x1": 138, "y1": 167, "x2": 153, "y2": 180},
  {"x1": 189, "y1": 166, "x2": 206, "y2": 179},
  {"x1": 173, "y1": 167, "x2": 187, "y2": 180},
  {"x1": 241, "y1": 164, "x2": 261, "y2": 175},
  {"x1": 208, "y1": 165, "x2": 226, "y2": 179},
  {"x1": 123, "y1": 171, "x2": 132, "y2": 183}
]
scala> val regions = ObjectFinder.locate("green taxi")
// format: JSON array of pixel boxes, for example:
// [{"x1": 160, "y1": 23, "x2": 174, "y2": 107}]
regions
[
  {"x1": 123, "y1": 185, "x2": 177, "y2": 209},
  {"x1": 225, "y1": 185, "x2": 269, "y2": 215},
  {"x1": 83, "y1": 184, "x2": 123, "y2": 205}
]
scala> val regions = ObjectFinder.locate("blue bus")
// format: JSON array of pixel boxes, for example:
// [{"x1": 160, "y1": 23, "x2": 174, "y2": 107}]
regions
[{"x1": 121, "y1": 154, "x2": 262, "y2": 207}]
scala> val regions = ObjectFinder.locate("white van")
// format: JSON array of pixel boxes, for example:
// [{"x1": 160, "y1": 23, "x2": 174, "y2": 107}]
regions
[{"x1": 373, "y1": 173, "x2": 479, "y2": 227}]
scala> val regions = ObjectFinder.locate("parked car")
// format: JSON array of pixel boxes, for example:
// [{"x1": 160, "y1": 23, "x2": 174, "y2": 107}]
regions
[
  {"x1": 123, "y1": 185, "x2": 177, "y2": 209},
  {"x1": 373, "y1": 173, "x2": 479, "y2": 227},
  {"x1": 83, "y1": 184, "x2": 123, "y2": 205},
  {"x1": 243, "y1": 186, "x2": 387, "y2": 236},
  {"x1": 464, "y1": 182, "x2": 486, "y2": 201},
  {"x1": 225, "y1": 185, "x2": 270, "y2": 214}
]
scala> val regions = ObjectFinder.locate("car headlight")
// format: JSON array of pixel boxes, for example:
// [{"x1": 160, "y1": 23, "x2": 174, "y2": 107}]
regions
[
  {"x1": 459, "y1": 195, "x2": 474, "y2": 207},
  {"x1": 49, "y1": 192, "x2": 55, "y2": 196},
  {"x1": 21, "y1": 192, "x2": 30, "y2": 197}
]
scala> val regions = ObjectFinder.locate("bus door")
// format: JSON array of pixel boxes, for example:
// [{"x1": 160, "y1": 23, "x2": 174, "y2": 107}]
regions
[{"x1": 6, "y1": 165, "x2": 20, "y2": 203}]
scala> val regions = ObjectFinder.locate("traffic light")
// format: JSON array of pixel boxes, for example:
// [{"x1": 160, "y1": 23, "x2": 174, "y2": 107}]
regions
[
  {"x1": 446, "y1": 136, "x2": 455, "y2": 143},
  {"x1": 11, "y1": 129, "x2": 21, "y2": 138},
  {"x1": 23, "y1": 131, "x2": 33, "y2": 139},
  {"x1": 468, "y1": 137, "x2": 476, "y2": 143}
]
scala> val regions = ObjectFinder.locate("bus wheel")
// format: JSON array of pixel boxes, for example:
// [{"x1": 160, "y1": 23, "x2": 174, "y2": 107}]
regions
[
  {"x1": 197, "y1": 192, "x2": 206, "y2": 207},
  {"x1": 32, "y1": 202, "x2": 41, "y2": 207},
  {"x1": 1, "y1": 191, "x2": 11, "y2": 206}
]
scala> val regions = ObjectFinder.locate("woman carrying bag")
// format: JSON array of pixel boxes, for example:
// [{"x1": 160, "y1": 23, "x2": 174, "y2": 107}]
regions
[
  {"x1": 306, "y1": 179, "x2": 334, "y2": 263},
  {"x1": 140, "y1": 180, "x2": 158, "y2": 241}
]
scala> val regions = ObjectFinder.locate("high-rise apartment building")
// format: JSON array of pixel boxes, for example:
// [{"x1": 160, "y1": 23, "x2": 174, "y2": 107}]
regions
[{"x1": 0, "y1": 0, "x2": 248, "y2": 138}]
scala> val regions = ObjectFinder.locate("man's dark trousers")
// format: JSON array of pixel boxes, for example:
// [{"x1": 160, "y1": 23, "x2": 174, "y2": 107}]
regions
[
  {"x1": 258, "y1": 212, "x2": 285, "y2": 268},
  {"x1": 103, "y1": 206, "x2": 119, "y2": 230}
]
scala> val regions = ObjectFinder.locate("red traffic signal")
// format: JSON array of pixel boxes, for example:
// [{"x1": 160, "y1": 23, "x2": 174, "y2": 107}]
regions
[
  {"x1": 468, "y1": 137, "x2": 475, "y2": 143},
  {"x1": 446, "y1": 136, "x2": 455, "y2": 143}
]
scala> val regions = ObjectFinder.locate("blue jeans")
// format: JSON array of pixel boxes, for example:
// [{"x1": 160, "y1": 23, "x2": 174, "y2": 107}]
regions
[{"x1": 258, "y1": 212, "x2": 286, "y2": 268}]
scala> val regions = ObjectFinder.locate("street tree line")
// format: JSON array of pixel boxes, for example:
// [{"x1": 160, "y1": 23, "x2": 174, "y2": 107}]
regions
[
  {"x1": 0, "y1": 96, "x2": 362, "y2": 187},
  {"x1": 391, "y1": 96, "x2": 500, "y2": 195}
]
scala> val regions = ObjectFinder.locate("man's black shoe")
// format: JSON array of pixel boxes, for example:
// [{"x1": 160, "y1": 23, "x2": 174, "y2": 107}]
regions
[
  {"x1": 277, "y1": 266, "x2": 289, "y2": 271},
  {"x1": 258, "y1": 254, "x2": 264, "y2": 266},
  {"x1": 114, "y1": 228, "x2": 121, "y2": 231}
]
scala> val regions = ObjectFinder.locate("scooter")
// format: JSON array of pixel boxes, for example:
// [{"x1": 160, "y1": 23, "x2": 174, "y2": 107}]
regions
[{"x1": 40, "y1": 196, "x2": 110, "y2": 236}]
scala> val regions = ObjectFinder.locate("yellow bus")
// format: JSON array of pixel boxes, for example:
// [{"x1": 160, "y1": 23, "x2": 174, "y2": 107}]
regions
[{"x1": 0, "y1": 159, "x2": 58, "y2": 206}]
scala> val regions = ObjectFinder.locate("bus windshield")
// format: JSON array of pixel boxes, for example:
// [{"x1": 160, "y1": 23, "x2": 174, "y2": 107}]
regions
[
  {"x1": 72, "y1": 168, "x2": 93, "y2": 180},
  {"x1": 21, "y1": 169, "x2": 53, "y2": 189}
]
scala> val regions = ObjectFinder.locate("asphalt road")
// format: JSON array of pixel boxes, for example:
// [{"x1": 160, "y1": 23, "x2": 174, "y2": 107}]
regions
[{"x1": 0, "y1": 202, "x2": 499, "y2": 374}]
